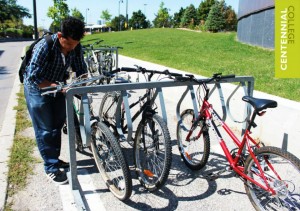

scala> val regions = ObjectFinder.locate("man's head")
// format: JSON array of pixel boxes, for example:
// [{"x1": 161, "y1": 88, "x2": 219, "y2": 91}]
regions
[
  {"x1": 60, "y1": 16, "x2": 85, "y2": 41},
  {"x1": 58, "y1": 17, "x2": 85, "y2": 53}
]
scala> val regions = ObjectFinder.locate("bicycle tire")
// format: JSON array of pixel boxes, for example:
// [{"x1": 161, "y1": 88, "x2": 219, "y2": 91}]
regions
[
  {"x1": 176, "y1": 109, "x2": 210, "y2": 170},
  {"x1": 91, "y1": 121, "x2": 132, "y2": 201},
  {"x1": 244, "y1": 146, "x2": 300, "y2": 211},
  {"x1": 73, "y1": 110, "x2": 84, "y2": 152},
  {"x1": 134, "y1": 114, "x2": 172, "y2": 192},
  {"x1": 90, "y1": 57, "x2": 98, "y2": 73},
  {"x1": 99, "y1": 91, "x2": 121, "y2": 131}
]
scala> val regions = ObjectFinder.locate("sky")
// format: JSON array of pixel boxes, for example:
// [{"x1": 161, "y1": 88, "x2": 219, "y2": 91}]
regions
[{"x1": 17, "y1": 0, "x2": 239, "y2": 29}]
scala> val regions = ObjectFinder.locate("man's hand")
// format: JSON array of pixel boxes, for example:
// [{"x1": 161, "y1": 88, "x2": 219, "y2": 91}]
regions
[{"x1": 38, "y1": 80, "x2": 58, "y2": 89}]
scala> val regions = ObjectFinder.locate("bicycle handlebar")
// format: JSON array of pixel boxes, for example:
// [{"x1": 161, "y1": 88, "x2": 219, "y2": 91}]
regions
[
  {"x1": 40, "y1": 74, "x2": 106, "y2": 95},
  {"x1": 82, "y1": 40, "x2": 104, "y2": 49},
  {"x1": 40, "y1": 85, "x2": 61, "y2": 92},
  {"x1": 175, "y1": 73, "x2": 235, "y2": 84},
  {"x1": 120, "y1": 66, "x2": 183, "y2": 78}
]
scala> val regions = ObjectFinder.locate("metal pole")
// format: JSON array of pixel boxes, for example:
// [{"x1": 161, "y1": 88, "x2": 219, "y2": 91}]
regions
[
  {"x1": 144, "y1": 3, "x2": 147, "y2": 16},
  {"x1": 126, "y1": 0, "x2": 128, "y2": 29},
  {"x1": 86, "y1": 8, "x2": 89, "y2": 25},
  {"x1": 33, "y1": 0, "x2": 38, "y2": 39},
  {"x1": 118, "y1": 1, "x2": 120, "y2": 31}
]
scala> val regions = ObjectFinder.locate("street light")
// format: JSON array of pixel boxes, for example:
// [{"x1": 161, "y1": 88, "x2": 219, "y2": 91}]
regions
[
  {"x1": 86, "y1": 8, "x2": 89, "y2": 26},
  {"x1": 33, "y1": 0, "x2": 38, "y2": 39},
  {"x1": 126, "y1": 0, "x2": 128, "y2": 29},
  {"x1": 144, "y1": 3, "x2": 147, "y2": 17},
  {"x1": 118, "y1": 0, "x2": 123, "y2": 31}
]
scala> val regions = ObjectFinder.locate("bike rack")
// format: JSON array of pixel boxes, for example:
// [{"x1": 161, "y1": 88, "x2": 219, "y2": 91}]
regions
[{"x1": 64, "y1": 76, "x2": 254, "y2": 210}]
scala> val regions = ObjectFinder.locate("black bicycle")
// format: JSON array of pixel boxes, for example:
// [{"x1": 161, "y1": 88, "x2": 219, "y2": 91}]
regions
[
  {"x1": 41, "y1": 74, "x2": 132, "y2": 201},
  {"x1": 99, "y1": 66, "x2": 182, "y2": 191}
]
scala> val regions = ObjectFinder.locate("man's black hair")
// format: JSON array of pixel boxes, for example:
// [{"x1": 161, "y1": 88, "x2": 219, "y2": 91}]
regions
[{"x1": 61, "y1": 16, "x2": 85, "y2": 41}]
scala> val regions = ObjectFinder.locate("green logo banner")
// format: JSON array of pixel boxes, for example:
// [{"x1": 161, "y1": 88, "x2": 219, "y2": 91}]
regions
[{"x1": 275, "y1": 0, "x2": 300, "y2": 78}]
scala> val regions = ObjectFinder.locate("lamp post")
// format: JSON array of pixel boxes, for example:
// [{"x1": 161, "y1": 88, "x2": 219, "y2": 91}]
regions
[
  {"x1": 86, "y1": 8, "x2": 89, "y2": 26},
  {"x1": 118, "y1": 0, "x2": 123, "y2": 31},
  {"x1": 144, "y1": 3, "x2": 147, "y2": 17},
  {"x1": 33, "y1": 0, "x2": 38, "y2": 39},
  {"x1": 126, "y1": 0, "x2": 128, "y2": 29}
]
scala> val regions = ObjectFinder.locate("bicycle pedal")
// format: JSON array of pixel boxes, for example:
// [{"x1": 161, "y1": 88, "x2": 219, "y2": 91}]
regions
[{"x1": 204, "y1": 173, "x2": 220, "y2": 181}]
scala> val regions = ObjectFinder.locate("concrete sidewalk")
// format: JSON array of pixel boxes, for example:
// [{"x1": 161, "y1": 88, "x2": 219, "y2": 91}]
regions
[
  {"x1": 0, "y1": 75, "x2": 20, "y2": 211},
  {"x1": 1, "y1": 54, "x2": 300, "y2": 211}
]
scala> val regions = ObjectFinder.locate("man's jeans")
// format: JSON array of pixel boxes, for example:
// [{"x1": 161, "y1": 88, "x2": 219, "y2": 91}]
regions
[{"x1": 24, "y1": 85, "x2": 66, "y2": 173}]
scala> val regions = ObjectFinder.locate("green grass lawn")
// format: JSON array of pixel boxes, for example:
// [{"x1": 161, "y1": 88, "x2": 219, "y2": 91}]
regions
[{"x1": 82, "y1": 28, "x2": 300, "y2": 102}]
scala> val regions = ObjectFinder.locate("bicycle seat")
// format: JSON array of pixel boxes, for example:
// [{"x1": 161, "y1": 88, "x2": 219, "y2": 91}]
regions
[{"x1": 242, "y1": 96, "x2": 277, "y2": 112}]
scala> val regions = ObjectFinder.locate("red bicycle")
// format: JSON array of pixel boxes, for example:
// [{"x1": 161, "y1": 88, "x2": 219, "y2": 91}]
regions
[{"x1": 176, "y1": 73, "x2": 300, "y2": 210}]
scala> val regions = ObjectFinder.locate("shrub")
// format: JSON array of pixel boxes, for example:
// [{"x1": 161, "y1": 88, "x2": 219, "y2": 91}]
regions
[{"x1": 5, "y1": 28, "x2": 23, "y2": 38}]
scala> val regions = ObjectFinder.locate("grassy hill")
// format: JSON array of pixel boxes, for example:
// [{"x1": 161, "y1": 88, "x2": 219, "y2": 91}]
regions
[{"x1": 82, "y1": 28, "x2": 300, "y2": 101}]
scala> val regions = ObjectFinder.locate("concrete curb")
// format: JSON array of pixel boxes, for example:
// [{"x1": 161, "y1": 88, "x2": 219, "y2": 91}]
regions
[{"x1": 0, "y1": 74, "x2": 20, "y2": 211}]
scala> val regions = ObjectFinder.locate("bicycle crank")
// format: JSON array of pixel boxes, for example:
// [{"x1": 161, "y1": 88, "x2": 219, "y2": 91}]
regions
[{"x1": 204, "y1": 167, "x2": 230, "y2": 181}]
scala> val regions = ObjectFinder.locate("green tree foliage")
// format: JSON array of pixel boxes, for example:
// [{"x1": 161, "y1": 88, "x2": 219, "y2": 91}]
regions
[
  {"x1": 0, "y1": 0, "x2": 32, "y2": 37},
  {"x1": 47, "y1": 0, "x2": 70, "y2": 32},
  {"x1": 129, "y1": 10, "x2": 148, "y2": 29},
  {"x1": 0, "y1": 0, "x2": 31, "y2": 31},
  {"x1": 110, "y1": 15, "x2": 126, "y2": 31},
  {"x1": 181, "y1": 4, "x2": 198, "y2": 29},
  {"x1": 71, "y1": 8, "x2": 84, "y2": 22},
  {"x1": 153, "y1": 2, "x2": 171, "y2": 28},
  {"x1": 197, "y1": 0, "x2": 215, "y2": 21},
  {"x1": 101, "y1": 9, "x2": 112, "y2": 23},
  {"x1": 0, "y1": 0, "x2": 31, "y2": 23},
  {"x1": 172, "y1": 7, "x2": 185, "y2": 28},
  {"x1": 205, "y1": 1, "x2": 225, "y2": 32}
]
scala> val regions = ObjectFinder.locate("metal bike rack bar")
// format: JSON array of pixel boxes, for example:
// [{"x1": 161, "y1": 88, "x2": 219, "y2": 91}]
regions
[{"x1": 64, "y1": 76, "x2": 254, "y2": 210}]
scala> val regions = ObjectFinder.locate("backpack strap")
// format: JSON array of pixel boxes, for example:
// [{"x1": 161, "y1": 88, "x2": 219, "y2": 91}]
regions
[{"x1": 44, "y1": 35, "x2": 54, "y2": 62}]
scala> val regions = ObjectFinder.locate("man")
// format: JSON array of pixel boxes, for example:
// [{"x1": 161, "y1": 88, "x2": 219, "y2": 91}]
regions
[{"x1": 23, "y1": 17, "x2": 87, "y2": 185}]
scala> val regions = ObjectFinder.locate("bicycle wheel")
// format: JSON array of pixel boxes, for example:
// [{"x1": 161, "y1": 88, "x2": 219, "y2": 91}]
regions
[
  {"x1": 90, "y1": 57, "x2": 98, "y2": 74},
  {"x1": 134, "y1": 114, "x2": 172, "y2": 192},
  {"x1": 91, "y1": 121, "x2": 132, "y2": 201},
  {"x1": 244, "y1": 146, "x2": 300, "y2": 210},
  {"x1": 99, "y1": 91, "x2": 121, "y2": 129},
  {"x1": 176, "y1": 109, "x2": 210, "y2": 170},
  {"x1": 73, "y1": 110, "x2": 83, "y2": 152}
]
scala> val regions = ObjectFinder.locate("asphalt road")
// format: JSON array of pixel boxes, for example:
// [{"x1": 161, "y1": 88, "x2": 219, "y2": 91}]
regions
[{"x1": 0, "y1": 40, "x2": 32, "y2": 131}]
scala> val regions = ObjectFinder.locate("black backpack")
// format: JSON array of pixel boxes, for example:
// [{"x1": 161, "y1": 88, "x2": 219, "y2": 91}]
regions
[{"x1": 19, "y1": 32, "x2": 54, "y2": 83}]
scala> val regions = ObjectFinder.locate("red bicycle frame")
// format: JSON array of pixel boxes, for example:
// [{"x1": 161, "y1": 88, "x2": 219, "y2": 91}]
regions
[{"x1": 197, "y1": 99, "x2": 277, "y2": 195}]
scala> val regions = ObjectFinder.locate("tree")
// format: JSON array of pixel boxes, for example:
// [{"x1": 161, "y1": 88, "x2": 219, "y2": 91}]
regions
[
  {"x1": 224, "y1": 5, "x2": 237, "y2": 31},
  {"x1": 101, "y1": 9, "x2": 112, "y2": 24},
  {"x1": 153, "y1": 2, "x2": 171, "y2": 28},
  {"x1": 181, "y1": 4, "x2": 197, "y2": 29},
  {"x1": 172, "y1": 7, "x2": 185, "y2": 28},
  {"x1": 110, "y1": 15, "x2": 126, "y2": 31},
  {"x1": 0, "y1": 0, "x2": 31, "y2": 28},
  {"x1": 71, "y1": 8, "x2": 84, "y2": 22},
  {"x1": 205, "y1": 1, "x2": 225, "y2": 32},
  {"x1": 197, "y1": 0, "x2": 215, "y2": 22},
  {"x1": 129, "y1": 10, "x2": 148, "y2": 29},
  {"x1": 47, "y1": 0, "x2": 70, "y2": 32}
]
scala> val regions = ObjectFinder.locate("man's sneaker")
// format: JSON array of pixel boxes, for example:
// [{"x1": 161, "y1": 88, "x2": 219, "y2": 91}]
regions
[
  {"x1": 58, "y1": 159, "x2": 69, "y2": 169},
  {"x1": 46, "y1": 170, "x2": 68, "y2": 185}
]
